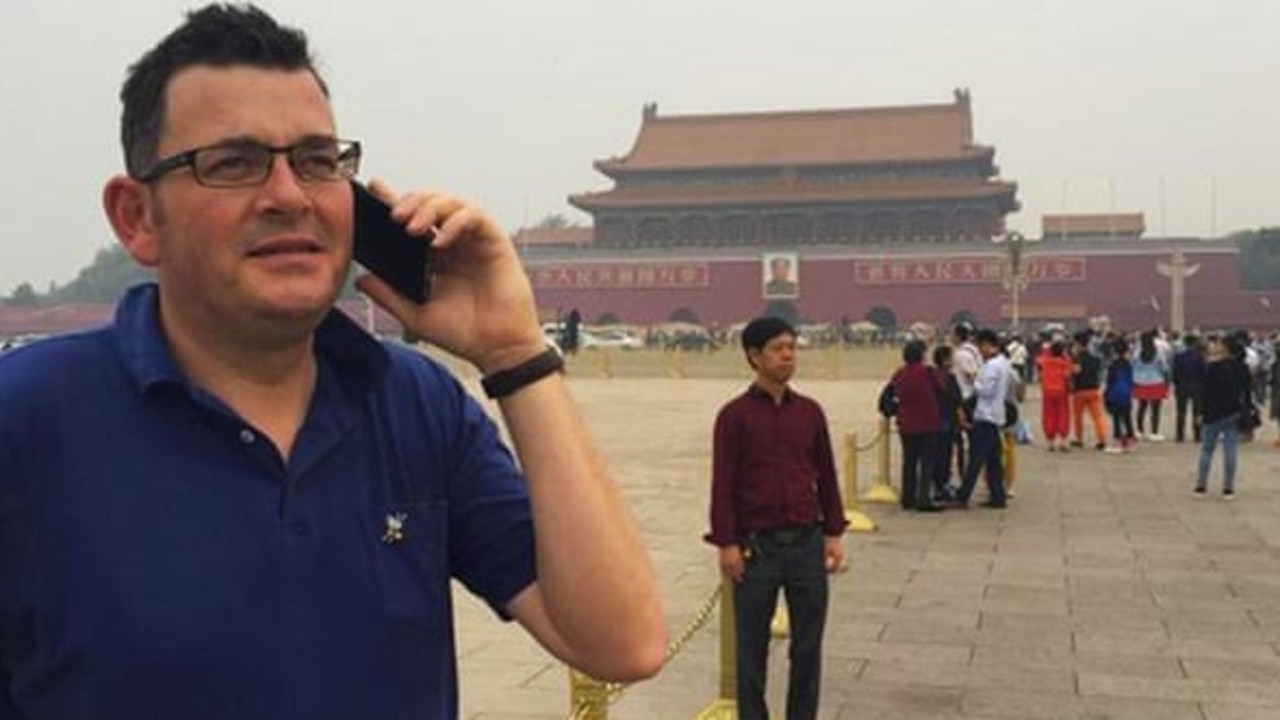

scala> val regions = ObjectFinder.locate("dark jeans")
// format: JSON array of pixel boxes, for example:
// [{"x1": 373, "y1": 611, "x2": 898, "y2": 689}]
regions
[
  {"x1": 1107, "y1": 401, "x2": 1134, "y2": 440},
  {"x1": 957, "y1": 420, "x2": 1006, "y2": 506},
  {"x1": 1175, "y1": 389, "x2": 1201, "y2": 442},
  {"x1": 934, "y1": 425, "x2": 956, "y2": 493},
  {"x1": 1136, "y1": 400, "x2": 1163, "y2": 435},
  {"x1": 735, "y1": 525, "x2": 828, "y2": 720},
  {"x1": 900, "y1": 432, "x2": 938, "y2": 509}
]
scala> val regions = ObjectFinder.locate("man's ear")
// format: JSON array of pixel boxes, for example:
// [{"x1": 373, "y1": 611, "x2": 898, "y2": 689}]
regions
[
  {"x1": 102, "y1": 176, "x2": 160, "y2": 267},
  {"x1": 745, "y1": 348, "x2": 760, "y2": 370}
]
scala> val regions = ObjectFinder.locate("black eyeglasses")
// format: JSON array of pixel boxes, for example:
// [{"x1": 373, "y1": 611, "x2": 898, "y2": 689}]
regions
[{"x1": 133, "y1": 137, "x2": 362, "y2": 187}]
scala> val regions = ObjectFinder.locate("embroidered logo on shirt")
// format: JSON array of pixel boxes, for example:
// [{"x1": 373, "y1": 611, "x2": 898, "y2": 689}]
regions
[{"x1": 381, "y1": 512, "x2": 408, "y2": 544}]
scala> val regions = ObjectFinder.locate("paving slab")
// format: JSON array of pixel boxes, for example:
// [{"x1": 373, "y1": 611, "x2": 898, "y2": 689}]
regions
[{"x1": 448, "y1": 372, "x2": 1280, "y2": 719}]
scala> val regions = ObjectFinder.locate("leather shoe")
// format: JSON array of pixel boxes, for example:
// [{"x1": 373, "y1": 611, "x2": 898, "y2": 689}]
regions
[{"x1": 979, "y1": 500, "x2": 1007, "y2": 509}]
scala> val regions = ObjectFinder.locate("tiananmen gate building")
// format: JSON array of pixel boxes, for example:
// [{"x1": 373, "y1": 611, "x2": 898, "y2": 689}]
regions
[{"x1": 516, "y1": 90, "x2": 1277, "y2": 332}]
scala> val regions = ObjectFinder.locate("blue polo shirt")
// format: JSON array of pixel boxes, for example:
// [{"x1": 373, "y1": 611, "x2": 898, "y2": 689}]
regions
[{"x1": 0, "y1": 284, "x2": 537, "y2": 719}]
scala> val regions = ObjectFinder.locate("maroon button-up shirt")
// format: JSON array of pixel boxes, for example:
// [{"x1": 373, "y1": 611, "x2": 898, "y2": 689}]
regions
[
  {"x1": 891, "y1": 362, "x2": 942, "y2": 435},
  {"x1": 707, "y1": 385, "x2": 847, "y2": 546}
]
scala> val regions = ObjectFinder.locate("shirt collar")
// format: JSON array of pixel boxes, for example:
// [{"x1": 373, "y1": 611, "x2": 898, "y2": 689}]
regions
[
  {"x1": 112, "y1": 283, "x2": 390, "y2": 396},
  {"x1": 746, "y1": 382, "x2": 794, "y2": 404}
]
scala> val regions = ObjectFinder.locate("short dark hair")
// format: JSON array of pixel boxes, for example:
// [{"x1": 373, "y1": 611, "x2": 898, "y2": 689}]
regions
[
  {"x1": 741, "y1": 316, "x2": 795, "y2": 354},
  {"x1": 120, "y1": 3, "x2": 327, "y2": 177},
  {"x1": 902, "y1": 339, "x2": 927, "y2": 364},
  {"x1": 1223, "y1": 332, "x2": 1245, "y2": 358},
  {"x1": 953, "y1": 323, "x2": 973, "y2": 342},
  {"x1": 974, "y1": 328, "x2": 1000, "y2": 347},
  {"x1": 932, "y1": 344, "x2": 952, "y2": 366}
]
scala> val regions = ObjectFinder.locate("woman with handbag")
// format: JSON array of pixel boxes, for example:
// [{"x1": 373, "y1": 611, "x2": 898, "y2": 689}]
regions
[{"x1": 1194, "y1": 334, "x2": 1254, "y2": 498}]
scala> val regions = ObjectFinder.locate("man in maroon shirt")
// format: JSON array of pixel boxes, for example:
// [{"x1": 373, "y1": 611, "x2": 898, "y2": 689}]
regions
[{"x1": 708, "y1": 316, "x2": 846, "y2": 720}]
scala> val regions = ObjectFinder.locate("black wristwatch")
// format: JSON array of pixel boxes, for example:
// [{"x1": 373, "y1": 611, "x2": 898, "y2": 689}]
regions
[{"x1": 481, "y1": 347, "x2": 564, "y2": 399}]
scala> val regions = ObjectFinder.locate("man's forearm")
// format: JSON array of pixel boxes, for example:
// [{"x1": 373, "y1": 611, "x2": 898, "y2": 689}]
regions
[{"x1": 498, "y1": 373, "x2": 667, "y2": 679}]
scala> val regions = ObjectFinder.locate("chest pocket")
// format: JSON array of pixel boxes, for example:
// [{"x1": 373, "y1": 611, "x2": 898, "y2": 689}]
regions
[{"x1": 370, "y1": 500, "x2": 449, "y2": 634}]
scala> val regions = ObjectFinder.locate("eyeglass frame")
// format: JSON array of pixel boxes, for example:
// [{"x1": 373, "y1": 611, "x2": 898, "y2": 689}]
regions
[{"x1": 130, "y1": 136, "x2": 362, "y2": 188}]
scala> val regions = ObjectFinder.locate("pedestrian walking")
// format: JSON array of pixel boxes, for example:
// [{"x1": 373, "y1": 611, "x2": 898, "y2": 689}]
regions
[{"x1": 1194, "y1": 334, "x2": 1253, "y2": 498}]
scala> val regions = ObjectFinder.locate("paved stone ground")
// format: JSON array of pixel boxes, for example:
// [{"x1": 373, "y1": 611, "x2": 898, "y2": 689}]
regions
[{"x1": 448, "y1": 368, "x2": 1280, "y2": 719}]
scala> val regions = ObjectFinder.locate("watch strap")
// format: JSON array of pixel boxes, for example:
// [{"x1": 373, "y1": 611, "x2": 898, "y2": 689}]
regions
[{"x1": 481, "y1": 347, "x2": 564, "y2": 399}]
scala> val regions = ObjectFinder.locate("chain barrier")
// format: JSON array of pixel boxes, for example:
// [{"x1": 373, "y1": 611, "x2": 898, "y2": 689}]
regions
[
  {"x1": 566, "y1": 582, "x2": 724, "y2": 719},
  {"x1": 851, "y1": 427, "x2": 884, "y2": 453},
  {"x1": 566, "y1": 421, "x2": 894, "y2": 718}
]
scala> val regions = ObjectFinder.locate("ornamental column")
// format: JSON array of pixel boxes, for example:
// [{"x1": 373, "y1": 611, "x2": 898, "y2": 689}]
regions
[{"x1": 1156, "y1": 247, "x2": 1200, "y2": 333}]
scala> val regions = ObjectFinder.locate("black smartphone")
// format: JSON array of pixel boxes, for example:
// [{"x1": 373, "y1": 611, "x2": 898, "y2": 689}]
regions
[{"x1": 350, "y1": 181, "x2": 432, "y2": 304}]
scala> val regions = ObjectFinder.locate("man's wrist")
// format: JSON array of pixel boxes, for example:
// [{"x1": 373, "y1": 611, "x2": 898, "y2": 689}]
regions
[
  {"x1": 476, "y1": 337, "x2": 550, "y2": 376},
  {"x1": 481, "y1": 346, "x2": 564, "y2": 399}
]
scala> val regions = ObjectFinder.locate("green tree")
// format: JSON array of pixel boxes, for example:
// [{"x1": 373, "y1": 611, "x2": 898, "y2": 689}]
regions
[
  {"x1": 8, "y1": 282, "x2": 39, "y2": 305},
  {"x1": 537, "y1": 213, "x2": 572, "y2": 229},
  {"x1": 1236, "y1": 228, "x2": 1280, "y2": 290},
  {"x1": 49, "y1": 246, "x2": 153, "y2": 303}
]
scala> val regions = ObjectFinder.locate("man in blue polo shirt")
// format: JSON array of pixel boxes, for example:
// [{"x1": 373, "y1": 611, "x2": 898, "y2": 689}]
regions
[{"x1": 0, "y1": 5, "x2": 666, "y2": 718}]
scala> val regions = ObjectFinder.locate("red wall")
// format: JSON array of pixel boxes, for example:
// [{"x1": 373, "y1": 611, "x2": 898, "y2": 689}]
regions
[{"x1": 529, "y1": 247, "x2": 1279, "y2": 331}]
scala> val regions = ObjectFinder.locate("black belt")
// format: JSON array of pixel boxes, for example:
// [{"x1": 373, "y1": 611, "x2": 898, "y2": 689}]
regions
[{"x1": 746, "y1": 523, "x2": 820, "y2": 545}]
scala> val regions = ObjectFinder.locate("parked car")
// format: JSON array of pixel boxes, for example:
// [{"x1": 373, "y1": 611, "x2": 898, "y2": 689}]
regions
[
  {"x1": 665, "y1": 330, "x2": 718, "y2": 351},
  {"x1": 540, "y1": 322, "x2": 564, "y2": 355},
  {"x1": 581, "y1": 328, "x2": 643, "y2": 350}
]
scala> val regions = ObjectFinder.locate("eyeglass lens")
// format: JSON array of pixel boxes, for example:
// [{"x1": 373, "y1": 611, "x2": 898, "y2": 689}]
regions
[{"x1": 193, "y1": 140, "x2": 358, "y2": 186}]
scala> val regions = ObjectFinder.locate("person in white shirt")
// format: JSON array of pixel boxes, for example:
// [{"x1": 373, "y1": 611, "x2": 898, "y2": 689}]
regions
[
  {"x1": 949, "y1": 323, "x2": 982, "y2": 488},
  {"x1": 955, "y1": 329, "x2": 1011, "y2": 509},
  {"x1": 952, "y1": 323, "x2": 981, "y2": 400},
  {"x1": 1007, "y1": 335, "x2": 1029, "y2": 384}
]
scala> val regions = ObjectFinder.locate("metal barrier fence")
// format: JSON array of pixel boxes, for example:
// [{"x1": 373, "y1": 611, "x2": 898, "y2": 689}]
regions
[{"x1": 565, "y1": 420, "x2": 895, "y2": 719}]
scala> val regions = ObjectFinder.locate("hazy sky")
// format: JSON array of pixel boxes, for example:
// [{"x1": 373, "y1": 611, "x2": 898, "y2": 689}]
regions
[{"x1": 1, "y1": 0, "x2": 1276, "y2": 294}]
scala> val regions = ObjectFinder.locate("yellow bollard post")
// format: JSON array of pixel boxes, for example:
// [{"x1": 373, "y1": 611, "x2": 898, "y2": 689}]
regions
[
  {"x1": 568, "y1": 671, "x2": 609, "y2": 720},
  {"x1": 861, "y1": 417, "x2": 901, "y2": 504},
  {"x1": 842, "y1": 432, "x2": 878, "y2": 532},
  {"x1": 666, "y1": 347, "x2": 687, "y2": 379},
  {"x1": 1003, "y1": 429, "x2": 1017, "y2": 496},
  {"x1": 600, "y1": 348, "x2": 614, "y2": 379},
  {"x1": 693, "y1": 577, "x2": 738, "y2": 720},
  {"x1": 771, "y1": 597, "x2": 789, "y2": 638}
]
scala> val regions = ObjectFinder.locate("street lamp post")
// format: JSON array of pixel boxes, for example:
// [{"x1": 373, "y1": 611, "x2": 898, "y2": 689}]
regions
[{"x1": 992, "y1": 231, "x2": 1038, "y2": 331}]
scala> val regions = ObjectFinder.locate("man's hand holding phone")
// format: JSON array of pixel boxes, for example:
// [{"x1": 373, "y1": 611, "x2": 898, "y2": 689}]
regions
[{"x1": 353, "y1": 180, "x2": 543, "y2": 375}]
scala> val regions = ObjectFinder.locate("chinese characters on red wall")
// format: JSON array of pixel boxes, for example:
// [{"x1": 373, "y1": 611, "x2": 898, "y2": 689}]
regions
[
  {"x1": 529, "y1": 263, "x2": 711, "y2": 290},
  {"x1": 853, "y1": 257, "x2": 1086, "y2": 285}
]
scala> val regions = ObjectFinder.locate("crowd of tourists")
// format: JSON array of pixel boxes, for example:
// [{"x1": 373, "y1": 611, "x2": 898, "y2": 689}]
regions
[{"x1": 883, "y1": 323, "x2": 1278, "y2": 508}]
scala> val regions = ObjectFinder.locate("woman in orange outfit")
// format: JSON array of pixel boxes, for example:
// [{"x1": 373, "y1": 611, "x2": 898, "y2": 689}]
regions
[
  {"x1": 1070, "y1": 331, "x2": 1108, "y2": 450},
  {"x1": 1037, "y1": 340, "x2": 1075, "y2": 451}
]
